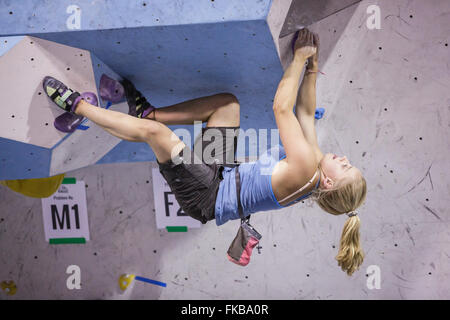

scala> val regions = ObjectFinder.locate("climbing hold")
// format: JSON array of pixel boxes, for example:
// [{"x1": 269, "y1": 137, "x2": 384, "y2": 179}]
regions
[
  {"x1": 119, "y1": 273, "x2": 167, "y2": 291},
  {"x1": 99, "y1": 74, "x2": 125, "y2": 103},
  {"x1": 0, "y1": 174, "x2": 65, "y2": 198},
  {"x1": 119, "y1": 274, "x2": 135, "y2": 291},
  {"x1": 315, "y1": 108, "x2": 325, "y2": 120},
  {"x1": 1, "y1": 280, "x2": 17, "y2": 296},
  {"x1": 53, "y1": 92, "x2": 98, "y2": 133}
]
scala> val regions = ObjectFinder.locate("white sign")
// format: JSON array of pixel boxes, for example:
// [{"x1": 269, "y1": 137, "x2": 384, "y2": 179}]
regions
[
  {"x1": 152, "y1": 168, "x2": 201, "y2": 229},
  {"x1": 41, "y1": 181, "x2": 90, "y2": 242}
]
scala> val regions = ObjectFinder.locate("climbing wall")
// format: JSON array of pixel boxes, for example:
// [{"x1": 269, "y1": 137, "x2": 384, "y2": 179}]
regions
[
  {"x1": 0, "y1": 0, "x2": 297, "y2": 179},
  {"x1": 0, "y1": 35, "x2": 128, "y2": 180},
  {"x1": 1, "y1": 0, "x2": 449, "y2": 300}
]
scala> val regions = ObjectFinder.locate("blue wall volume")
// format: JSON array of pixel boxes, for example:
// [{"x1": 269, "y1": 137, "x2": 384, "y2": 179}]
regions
[{"x1": 0, "y1": 0, "x2": 281, "y2": 165}]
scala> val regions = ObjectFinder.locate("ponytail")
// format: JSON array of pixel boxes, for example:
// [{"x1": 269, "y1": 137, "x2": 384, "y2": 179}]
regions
[
  {"x1": 335, "y1": 215, "x2": 364, "y2": 276},
  {"x1": 311, "y1": 171, "x2": 367, "y2": 276}
]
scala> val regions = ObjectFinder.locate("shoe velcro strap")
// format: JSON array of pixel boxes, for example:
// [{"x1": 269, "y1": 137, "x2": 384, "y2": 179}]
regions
[
  {"x1": 62, "y1": 92, "x2": 81, "y2": 111},
  {"x1": 135, "y1": 97, "x2": 147, "y2": 106},
  {"x1": 50, "y1": 91, "x2": 59, "y2": 101},
  {"x1": 142, "y1": 101, "x2": 152, "y2": 110},
  {"x1": 67, "y1": 92, "x2": 80, "y2": 103},
  {"x1": 60, "y1": 89, "x2": 73, "y2": 102}
]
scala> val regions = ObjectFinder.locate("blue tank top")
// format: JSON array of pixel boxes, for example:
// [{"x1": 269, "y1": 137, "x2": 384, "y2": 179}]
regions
[{"x1": 214, "y1": 145, "x2": 320, "y2": 226}]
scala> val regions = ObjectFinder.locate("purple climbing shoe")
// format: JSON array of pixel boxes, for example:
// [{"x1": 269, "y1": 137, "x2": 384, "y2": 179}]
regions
[
  {"x1": 54, "y1": 92, "x2": 98, "y2": 133},
  {"x1": 43, "y1": 76, "x2": 83, "y2": 113},
  {"x1": 99, "y1": 74, "x2": 125, "y2": 103}
]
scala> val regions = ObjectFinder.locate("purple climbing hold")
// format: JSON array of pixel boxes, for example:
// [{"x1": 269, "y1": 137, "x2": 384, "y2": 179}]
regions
[
  {"x1": 54, "y1": 92, "x2": 98, "y2": 133},
  {"x1": 99, "y1": 74, "x2": 125, "y2": 103},
  {"x1": 83, "y1": 91, "x2": 98, "y2": 105}
]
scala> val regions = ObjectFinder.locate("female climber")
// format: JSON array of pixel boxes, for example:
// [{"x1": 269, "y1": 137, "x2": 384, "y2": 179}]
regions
[{"x1": 43, "y1": 28, "x2": 366, "y2": 275}]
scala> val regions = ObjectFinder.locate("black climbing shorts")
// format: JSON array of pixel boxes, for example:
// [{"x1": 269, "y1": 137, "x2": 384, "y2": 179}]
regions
[{"x1": 157, "y1": 126, "x2": 240, "y2": 224}]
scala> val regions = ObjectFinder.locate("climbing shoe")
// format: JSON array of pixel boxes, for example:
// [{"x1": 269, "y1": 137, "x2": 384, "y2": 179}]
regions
[
  {"x1": 43, "y1": 76, "x2": 83, "y2": 113},
  {"x1": 120, "y1": 77, "x2": 155, "y2": 119}
]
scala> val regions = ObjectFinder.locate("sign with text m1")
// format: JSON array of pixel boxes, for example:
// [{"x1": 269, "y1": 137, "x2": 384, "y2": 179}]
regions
[{"x1": 41, "y1": 179, "x2": 90, "y2": 244}]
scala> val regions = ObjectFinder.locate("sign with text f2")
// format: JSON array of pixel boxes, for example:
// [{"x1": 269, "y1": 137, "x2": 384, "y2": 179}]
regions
[
  {"x1": 151, "y1": 168, "x2": 201, "y2": 230},
  {"x1": 41, "y1": 179, "x2": 90, "y2": 244}
]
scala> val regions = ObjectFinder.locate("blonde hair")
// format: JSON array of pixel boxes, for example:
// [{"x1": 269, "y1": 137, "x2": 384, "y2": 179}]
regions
[{"x1": 311, "y1": 171, "x2": 367, "y2": 276}]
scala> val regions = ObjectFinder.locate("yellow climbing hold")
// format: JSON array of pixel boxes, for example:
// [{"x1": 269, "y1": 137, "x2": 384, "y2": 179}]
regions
[
  {"x1": 0, "y1": 174, "x2": 65, "y2": 198},
  {"x1": 119, "y1": 274, "x2": 135, "y2": 291},
  {"x1": 1, "y1": 280, "x2": 17, "y2": 296}
]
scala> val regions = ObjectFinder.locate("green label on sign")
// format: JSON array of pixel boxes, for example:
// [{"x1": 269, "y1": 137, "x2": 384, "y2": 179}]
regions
[
  {"x1": 49, "y1": 237, "x2": 86, "y2": 244},
  {"x1": 166, "y1": 226, "x2": 188, "y2": 232},
  {"x1": 62, "y1": 178, "x2": 76, "y2": 184}
]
